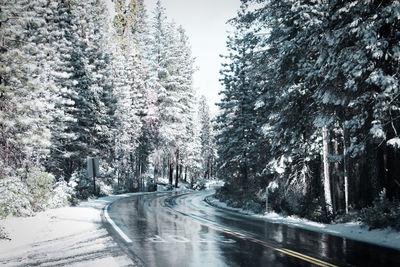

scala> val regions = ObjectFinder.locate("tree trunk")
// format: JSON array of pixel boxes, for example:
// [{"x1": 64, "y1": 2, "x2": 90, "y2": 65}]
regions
[
  {"x1": 383, "y1": 145, "x2": 388, "y2": 192},
  {"x1": 184, "y1": 166, "x2": 187, "y2": 182},
  {"x1": 175, "y1": 149, "x2": 179, "y2": 188},
  {"x1": 368, "y1": 144, "x2": 379, "y2": 203},
  {"x1": 343, "y1": 126, "x2": 349, "y2": 214},
  {"x1": 154, "y1": 163, "x2": 158, "y2": 183},
  {"x1": 333, "y1": 138, "x2": 343, "y2": 212},
  {"x1": 162, "y1": 157, "x2": 166, "y2": 178},
  {"x1": 322, "y1": 127, "x2": 333, "y2": 214},
  {"x1": 210, "y1": 156, "x2": 214, "y2": 178},
  {"x1": 168, "y1": 156, "x2": 173, "y2": 185},
  {"x1": 209, "y1": 158, "x2": 212, "y2": 179}
]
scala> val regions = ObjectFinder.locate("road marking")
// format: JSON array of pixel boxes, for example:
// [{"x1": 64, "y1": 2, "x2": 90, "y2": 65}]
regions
[
  {"x1": 166, "y1": 235, "x2": 190, "y2": 243},
  {"x1": 212, "y1": 224, "x2": 337, "y2": 267},
  {"x1": 278, "y1": 248, "x2": 337, "y2": 267},
  {"x1": 220, "y1": 238, "x2": 236, "y2": 244},
  {"x1": 166, "y1": 203, "x2": 338, "y2": 267},
  {"x1": 106, "y1": 193, "x2": 338, "y2": 267},
  {"x1": 104, "y1": 203, "x2": 133, "y2": 244},
  {"x1": 147, "y1": 235, "x2": 236, "y2": 244},
  {"x1": 224, "y1": 227, "x2": 336, "y2": 266},
  {"x1": 147, "y1": 235, "x2": 167, "y2": 243}
]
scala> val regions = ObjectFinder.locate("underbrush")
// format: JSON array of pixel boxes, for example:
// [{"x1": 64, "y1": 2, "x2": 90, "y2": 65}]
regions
[
  {"x1": 214, "y1": 186, "x2": 264, "y2": 214},
  {"x1": 215, "y1": 184, "x2": 400, "y2": 230},
  {"x1": 0, "y1": 169, "x2": 75, "y2": 218},
  {"x1": 295, "y1": 194, "x2": 333, "y2": 223},
  {"x1": 360, "y1": 190, "x2": 400, "y2": 230},
  {"x1": 214, "y1": 184, "x2": 332, "y2": 223}
]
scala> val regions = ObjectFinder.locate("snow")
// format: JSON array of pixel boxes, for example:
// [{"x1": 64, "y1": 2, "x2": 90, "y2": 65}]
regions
[
  {"x1": 156, "y1": 184, "x2": 190, "y2": 192},
  {"x1": 370, "y1": 123, "x2": 386, "y2": 139},
  {"x1": 2, "y1": 188, "x2": 399, "y2": 266},
  {"x1": 206, "y1": 195, "x2": 400, "y2": 251},
  {"x1": 387, "y1": 137, "x2": 400, "y2": 149},
  {"x1": 204, "y1": 179, "x2": 225, "y2": 189},
  {"x1": 267, "y1": 181, "x2": 278, "y2": 191},
  {"x1": 0, "y1": 193, "x2": 159, "y2": 266}
]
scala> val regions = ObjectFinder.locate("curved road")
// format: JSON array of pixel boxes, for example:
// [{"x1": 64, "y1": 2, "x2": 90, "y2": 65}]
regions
[{"x1": 106, "y1": 191, "x2": 400, "y2": 267}]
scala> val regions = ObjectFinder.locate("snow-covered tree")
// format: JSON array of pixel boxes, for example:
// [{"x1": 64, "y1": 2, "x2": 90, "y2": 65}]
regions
[
  {"x1": 110, "y1": 0, "x2": 149, "y2": 190},
  {"x1": 0, "y1": 0, "x2": 63, "y2": 216},
  {"x1": 216, "y1": 3, "x2": 267, "y2": 190},
  {"x1": 0, "y1": 0, "x2": 53, "y2": 180},
  {"x1": 223, "y1": 0, "x2": 400, "y2": 217},
  {"x1": 48, "y1": 0, "x2": 117, "y2": 182},
  {"x1": 148, "y1": 1, "x2": 196, "y2": 187},
  {"x1": 198, "y1": 96, "x2": 215, "y2": 178}
]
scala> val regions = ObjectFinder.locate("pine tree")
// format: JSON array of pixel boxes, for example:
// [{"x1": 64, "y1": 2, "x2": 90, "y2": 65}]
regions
[
  {"x1": 0, "y1": 0, "x2": 53, "y2": 179},
  {"x1": 216, "y1": 3, "x2": 265, "y2": 190},
  {"x1": 48, "y1": 0, "x2": 117, "y2": 182},
  {"x1": 148, "y1": 1, "x2": 195, "y2": 187},
  {"x1": 233, "y1": 0, "x2": 400, "y2": 216},
  {"x1": 198, "y1": 95, "x2": 214, "y2": 178},
  {"x1": 181, "y1": 99, "x2": 202, "y2": 186},
  {"x1": 314, "y1": 0, "x2": 400, "y2": 204},
  {"x1": 0, "y1": 0, "x2": 59, "y2": 215},
  {"x1": 111, "y1": 0, "x2": 159, "y2": 191}
]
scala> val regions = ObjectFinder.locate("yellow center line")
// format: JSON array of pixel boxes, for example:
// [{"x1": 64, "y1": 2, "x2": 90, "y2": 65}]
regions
[
  {"x1": 275, "y1": 248, "x2": 329, "y2": 267},
  {"x1": 215, "y1": 225, "x2": 338, "y2": 267},
  {"x1": 167, "y1": 205, "x2": 338, "y2": 267},
  {"x1": 280, "y1": 248, "x2": 338, "y2": 267}
]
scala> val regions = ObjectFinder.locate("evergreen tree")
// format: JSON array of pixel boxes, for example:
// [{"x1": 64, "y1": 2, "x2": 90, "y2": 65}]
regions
[
  {"x1": 230, "y1": 0, "x2": 400, "y2": 217},
  {"x1": 0, "y1": 0, "x2": 53, "y2": 179},
  {"x1": 181, "y1": 99, "x2": 202, "y2": 186},
  {"x1": 216, "y1": 3, "x2": 265, "y2": 190},
  {"x1": 111, "y1": 0, "x2": 160, "y2": 191},
  {"x1": 48, "y1": 0, "x2": 117, "y2": 182},
  {"x1": 198, "y1": 95, "x2": 214, "y2": 178},
  {"x1": 148, "y1": 1, "x2": 195, "y2": 187}
]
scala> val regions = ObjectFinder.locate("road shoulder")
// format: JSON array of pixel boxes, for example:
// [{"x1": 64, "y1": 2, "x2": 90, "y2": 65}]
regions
[
  {"x1": 0, "y1": 193, "x2": 150, "y2": 266},
  {"x1": 205, "y1": 193, "x2": 400, "y2": 251}
]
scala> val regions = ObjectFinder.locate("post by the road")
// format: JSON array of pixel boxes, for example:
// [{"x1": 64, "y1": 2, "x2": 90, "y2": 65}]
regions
[{"x1": 87, "y1": 157, "x2": 99, "y2": 195}]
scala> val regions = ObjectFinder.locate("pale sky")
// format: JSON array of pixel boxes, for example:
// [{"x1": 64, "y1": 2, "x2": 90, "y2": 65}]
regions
[{"x1": 144, "y1": 0, "x2": 241, "y2": 114}]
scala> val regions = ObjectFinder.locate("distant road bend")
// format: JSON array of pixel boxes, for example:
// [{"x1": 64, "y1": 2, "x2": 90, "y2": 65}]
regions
[{"x1": 105, "y1": 191, "x2": 400, "y2": 267}]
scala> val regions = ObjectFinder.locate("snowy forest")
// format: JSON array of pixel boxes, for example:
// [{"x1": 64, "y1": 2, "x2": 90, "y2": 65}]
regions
[
  {"x1": 0, "y1": 0, "x2": 216, "y2": 217},
  {"x1": 215, "y1": 0, "x2": 400, "y2": 226},
  {"x1": 1, "y1": 0, "x2": 400, "y2": 229}
]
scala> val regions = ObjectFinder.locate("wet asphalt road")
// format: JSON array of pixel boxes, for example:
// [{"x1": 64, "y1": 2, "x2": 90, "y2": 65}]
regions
[{"x1": 107, "y1": 191, "x2": 400, "y2": 267}]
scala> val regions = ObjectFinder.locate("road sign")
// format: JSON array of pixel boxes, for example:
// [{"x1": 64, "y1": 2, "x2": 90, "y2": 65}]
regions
[
  {"x1": 87, "y1": 157, "x2": 100, "y2": 195},
  {"x1": 87, "y1": 157, "x2": 99, "y2": 178}
]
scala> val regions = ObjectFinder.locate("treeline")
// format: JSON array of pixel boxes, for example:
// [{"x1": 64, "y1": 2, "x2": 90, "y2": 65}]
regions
[
  {"x1": 0, "y1": 0, "x2": 215, "y2": 217},
  {"x1": 216, "y1": 0, "x2": 400, "y2": 219}
]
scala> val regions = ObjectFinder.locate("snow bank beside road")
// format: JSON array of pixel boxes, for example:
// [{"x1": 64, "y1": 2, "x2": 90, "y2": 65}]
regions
[
  {"x1": 0, "y1": 193, "x2": 150, "y2": 266},
  {"x1": 206, "y1": 195, "x2": 400, "y2": 251}
]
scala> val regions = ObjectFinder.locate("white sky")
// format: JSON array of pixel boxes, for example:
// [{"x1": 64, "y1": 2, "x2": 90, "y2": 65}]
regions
[{"x1": 144, "y1": 0, "x2": 241, "y2": 114}]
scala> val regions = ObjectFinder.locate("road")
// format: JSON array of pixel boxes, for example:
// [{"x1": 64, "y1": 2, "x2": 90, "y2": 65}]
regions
[{"x1": 106, "y1": 191, "x2": 400, "y2": 267}]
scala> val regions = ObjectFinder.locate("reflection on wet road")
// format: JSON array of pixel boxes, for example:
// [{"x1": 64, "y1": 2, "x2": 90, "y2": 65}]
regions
[{"x1": 107, "y1": 191, "x2": 400, "y2": 267}]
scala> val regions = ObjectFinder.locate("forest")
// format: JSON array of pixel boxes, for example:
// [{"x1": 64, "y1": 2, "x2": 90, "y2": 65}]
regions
[
  {"x1": 0, "y1": 0, "x2": 216, "y2": 217},
  {"x1": 215, "y1": 0, "x2": 400, "y2": 226},
  {"x1": 1, "y1": 0, "x2": 400, "y2": 229}
]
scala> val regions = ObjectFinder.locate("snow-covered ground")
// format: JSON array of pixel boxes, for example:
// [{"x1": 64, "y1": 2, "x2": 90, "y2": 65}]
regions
[
  {"x1": 3, "y1": 187, "x2": 398, "y2": 267},
  {"x1": 0, "y1": 193, "x2": 155, "y2": 266},
  {"x1": 206, "y1": 195, "x2": 400, "y2": 251},
  {"x1": 204, "y1": 179, "x2": 225, "y2": 189},
  {"x1": 155, "y1": 178, "x2": 224, "y2": 191}
]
